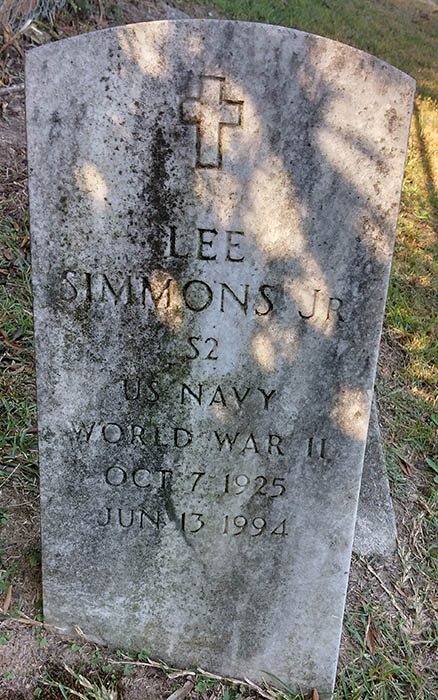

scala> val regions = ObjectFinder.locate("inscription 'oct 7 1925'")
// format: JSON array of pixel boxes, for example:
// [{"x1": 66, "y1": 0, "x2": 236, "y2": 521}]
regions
[{"x1": 103, "y1": 468, "x2": 288, "y2": 497}]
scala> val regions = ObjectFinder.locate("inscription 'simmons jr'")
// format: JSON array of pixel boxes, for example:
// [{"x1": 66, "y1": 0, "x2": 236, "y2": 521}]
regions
[
  {"x1": 181, "y1": 75, "x2": 243, "y2": 168},
  {"x1": 60, "y1": 271, "x2": 275, "y2": 317}
]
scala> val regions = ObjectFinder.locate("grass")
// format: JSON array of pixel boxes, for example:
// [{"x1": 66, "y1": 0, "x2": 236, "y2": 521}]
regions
[
  {"x1": 1, "y1": 0, "x2": 438, "y2": 698},
  {"x1": 0, "y1": 215, "x2": 38, "y2": 490}
]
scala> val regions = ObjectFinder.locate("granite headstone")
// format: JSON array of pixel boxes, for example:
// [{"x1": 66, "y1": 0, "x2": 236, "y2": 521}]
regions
[
  {"x1": 354, "y1": 398, "x2": 397, "y2": 557},
  {"x1": 26, "y1": 20, "x2": 414, "y2": 695}
]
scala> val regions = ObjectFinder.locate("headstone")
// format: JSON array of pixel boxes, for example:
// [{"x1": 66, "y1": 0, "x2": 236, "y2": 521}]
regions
[
  {"x1": 354, "y1": 398, "x2": 397, "y2": 557},
  {"x1": 26, "y1": 20, "x2": 414, "y2": 696}
]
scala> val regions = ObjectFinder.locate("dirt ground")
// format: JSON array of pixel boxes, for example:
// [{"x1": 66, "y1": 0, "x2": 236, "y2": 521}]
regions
[{"x1": 0, "y1": 2, "x2": 435, "y2": 699}]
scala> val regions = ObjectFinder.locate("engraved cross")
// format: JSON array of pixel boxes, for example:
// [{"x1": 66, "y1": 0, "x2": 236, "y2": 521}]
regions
[{"x1": 180, "y1": 75, "x2": 243, "y2": 168}]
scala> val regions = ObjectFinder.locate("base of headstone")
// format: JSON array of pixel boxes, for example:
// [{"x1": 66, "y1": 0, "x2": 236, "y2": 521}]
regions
[{"x1": 353, "y1": 398, "x2": 397, "y2": 558}]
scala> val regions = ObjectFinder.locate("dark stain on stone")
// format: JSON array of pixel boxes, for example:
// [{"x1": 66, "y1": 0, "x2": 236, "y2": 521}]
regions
[
  {"x1": 162, "y1": 484, "x2": 192, "y2": 549},
  {"x1": 329, "y1": 49, "x2": 347, "y2": 73},
  {"x1": 385, "y1": 106, "x2": 401, "y2": 134},
  {"x1": 58, "y1": 194, "x2": 67, "y2": 212},
  {"x1": 49, "y1": 110, "x2": 62, "y2": 140},
  {"x1": 141, "y1": 116, "x2": 176, "y2": 263}
]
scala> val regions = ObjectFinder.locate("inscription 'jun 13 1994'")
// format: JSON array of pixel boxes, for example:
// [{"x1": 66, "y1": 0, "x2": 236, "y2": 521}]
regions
[{"x1": 97, "y1": 507, "x2": 288, "y2": 537}]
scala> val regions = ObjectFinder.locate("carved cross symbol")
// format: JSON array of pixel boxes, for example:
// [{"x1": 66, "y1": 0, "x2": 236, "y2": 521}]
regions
[{"x1": 180, "y1": 75, "x2": 243, "y2": 169}]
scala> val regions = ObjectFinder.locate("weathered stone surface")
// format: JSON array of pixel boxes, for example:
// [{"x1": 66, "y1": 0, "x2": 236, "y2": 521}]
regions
[
  {"x1": 354, "y1": 398, "x2": 397, "y2": 557},
  {"x1": 26, "y1": 20, "x2": 414, "y2": 695}
]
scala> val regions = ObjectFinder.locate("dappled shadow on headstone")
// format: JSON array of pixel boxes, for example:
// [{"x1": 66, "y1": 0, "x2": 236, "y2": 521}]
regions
[{"x1": 26, "y1": 19, "x2": 414, "y2": 694}]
